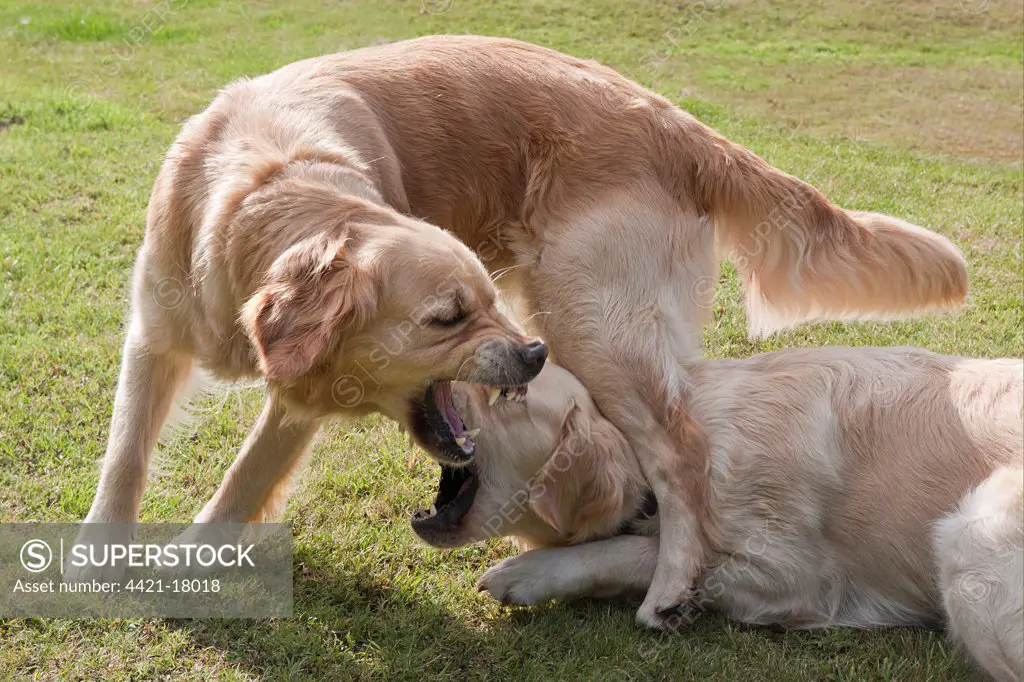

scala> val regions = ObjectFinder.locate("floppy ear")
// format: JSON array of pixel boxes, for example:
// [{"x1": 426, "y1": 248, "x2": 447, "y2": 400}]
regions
[
  {"x1": 528, "y1": 402, "x2": 643, "y2": 543},
  {"x1": 242, "y1": 233, "x2": 375, "y2": 379}
]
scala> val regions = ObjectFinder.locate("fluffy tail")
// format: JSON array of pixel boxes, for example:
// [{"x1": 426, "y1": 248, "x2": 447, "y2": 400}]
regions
[{"x1": 680, "y1": 120, "x2": 968, "y2": 336}]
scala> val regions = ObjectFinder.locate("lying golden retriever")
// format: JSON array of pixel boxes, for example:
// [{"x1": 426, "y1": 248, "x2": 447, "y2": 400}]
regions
[
  {"x1": 78, "y1": 36, "x2": 967, "y2": 616},
  {"x1": 409, "y1": 352, "x2": 1023, "y2": 680}
]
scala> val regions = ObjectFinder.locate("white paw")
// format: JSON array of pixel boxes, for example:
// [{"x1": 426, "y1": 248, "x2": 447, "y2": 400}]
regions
[
  {"x1": 636, "y1": 579, "x2": 698, "y2": 632},
  {"x1": 154, "y1": 524, "x2": 242, "y2": 578},
  {"x1": 62, "y1": 525, "x2": 135, "y2": 584},
  {"x1": 62, "y1": 558, "x2": 128, "y2": 584},
  {"x1": 476, "y1": 554, "x2": 565, "y2": 606}
]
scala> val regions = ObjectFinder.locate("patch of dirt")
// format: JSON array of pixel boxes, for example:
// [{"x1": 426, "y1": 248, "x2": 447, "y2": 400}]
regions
[
  {"x1": 759, "y1": 64, "x2": 1022, "y2": 162},
  {"x1": 661, "y1": 0, "x2": 1024, "y2": 163}
]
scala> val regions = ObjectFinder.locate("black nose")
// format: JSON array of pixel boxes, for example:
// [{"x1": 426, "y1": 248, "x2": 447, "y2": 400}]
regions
[{"x1": 519, "y1": 340, "x2": 549, "y2": 373}]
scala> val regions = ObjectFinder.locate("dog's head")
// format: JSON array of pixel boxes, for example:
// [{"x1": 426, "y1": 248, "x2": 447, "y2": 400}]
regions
[
  {"x1": 408, "y1": 362, "x2": 646, "y2": 548},
  {"x1": 241, "y1": 202, "x2": 547, "y2": 465}
]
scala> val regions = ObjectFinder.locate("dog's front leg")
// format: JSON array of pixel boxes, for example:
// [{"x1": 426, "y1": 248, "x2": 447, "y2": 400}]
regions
[
  {"x1": 194, "y1": 394, "x2": 320, "y2": 524},
  {"x1": 164, "y1": 394, "x2": 319, "y2": 556},
  {"x1": 478, "y1": 535, "x2": 659, "y2": 605},
  {"x1": 612, "y1": 416, "x2": 711, "y2": 629},
  {"x1": 67, "y1": 333, "x2": 192, "y2": 581}
]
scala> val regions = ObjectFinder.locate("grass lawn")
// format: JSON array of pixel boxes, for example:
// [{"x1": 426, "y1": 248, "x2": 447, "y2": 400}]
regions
[{"x1": 0, "y1": 0, "x2": 1021, "y2": 679}]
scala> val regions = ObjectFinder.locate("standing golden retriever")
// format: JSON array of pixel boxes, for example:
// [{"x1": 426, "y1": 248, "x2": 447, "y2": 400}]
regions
[
  {"x1": 408, "y1": 355, "x2": 1023, "y2": 681},
  {"x1": 76, "y1": 36, "x2": 968, "y2": 615},
  {"x1": 194, "y1": 35, "x2": 964, "y2": 626},
  {"x1": 70, "y1": 61, "x2": 550, "y2": 577}
]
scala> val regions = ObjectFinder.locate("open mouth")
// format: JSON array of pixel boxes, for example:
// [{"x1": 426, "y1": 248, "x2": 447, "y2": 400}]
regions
[
  {"x1": 429, "y1": 380, "x2": 478, "y2": 457},
  {"x1": 410, "y1": 464, "x2": 479, "y2": 540},
  {"x1": 408, "y1": 379, "x2": 527, "y2": 465}
]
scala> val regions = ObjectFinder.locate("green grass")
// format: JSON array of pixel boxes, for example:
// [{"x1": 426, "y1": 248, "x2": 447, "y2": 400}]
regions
[{"x1": 0, "y1": 0, "x2": 1021, "y2": 679}]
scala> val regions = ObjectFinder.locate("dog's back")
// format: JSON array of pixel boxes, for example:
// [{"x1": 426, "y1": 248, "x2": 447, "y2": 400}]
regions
[{"x1": 685, "y1": 347, "x2": 1022, "y2": 678}]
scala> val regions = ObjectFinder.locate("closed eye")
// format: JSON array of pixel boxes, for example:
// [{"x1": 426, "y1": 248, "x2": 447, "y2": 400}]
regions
[{"x1": 428, "y1": 310, "x2": 467, "y2": 327}]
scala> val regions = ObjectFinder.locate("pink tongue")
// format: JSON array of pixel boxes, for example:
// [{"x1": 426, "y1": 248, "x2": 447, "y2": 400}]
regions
[{"x1": 433, "y1": 381, "x2": 466, "y2": 436}]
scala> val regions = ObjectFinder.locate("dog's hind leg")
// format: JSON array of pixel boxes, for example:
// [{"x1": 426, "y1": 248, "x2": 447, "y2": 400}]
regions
[
  {"x1": 522, "y1": 185, "x2": 718, "y2": 631},
  {"x1": 935, "y1": 466, "x2": 1024, "y2": 682}
]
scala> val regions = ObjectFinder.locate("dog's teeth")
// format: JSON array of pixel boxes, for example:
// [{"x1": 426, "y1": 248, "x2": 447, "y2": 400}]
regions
[
  {"x1": 466, "y1": 428, "x2": 481, "y2": 438},
  {"x1": 455, "y1": 436, "x2": 466, "y2": 447},
  {"x1": 428, "y1": 504, "x2": 437, "y2": 517},
  {"x1": 488, "y1": 388, "x2": 501, "y2": 405}
]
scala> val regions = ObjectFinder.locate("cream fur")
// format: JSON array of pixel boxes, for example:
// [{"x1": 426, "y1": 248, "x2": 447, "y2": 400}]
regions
[
  {"x1": 68, "y1": 44, "x2": 551, "y2": 579},
  {"x1": 423, "y1": 349, "x2": 1023, "y2": 680},
  {"x1": 74, "y1": 37, "x2": 969, "y2": 623}
]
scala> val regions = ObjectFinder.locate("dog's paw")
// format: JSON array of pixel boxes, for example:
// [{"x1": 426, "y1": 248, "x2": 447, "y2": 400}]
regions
[
  {"x1": 636, "y1": 576, "x2": 700, "y2": 632},
  {"x1": 635, "y1": 598, "x2": 705, "y2": 632},
  {"x1": 635, "y1": 544, "x2": 709, "y2": 631},
  {"x1": 154, "y1": 523, "x2": 243, "y2": 578},
  {"x1": 62, "y1": 524, "x2": 134, "y2": 584},
  {"x1": 62, "y1": 558, "x2": 128, "y2": 585},
  {"x1": 476, "y1": 554, "x2": 563, "y2": 606}
]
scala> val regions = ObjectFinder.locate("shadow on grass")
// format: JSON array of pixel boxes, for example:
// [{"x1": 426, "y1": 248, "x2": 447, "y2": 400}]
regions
[
  {"x1": 168, "y1": 547, "x2": 485, "y2": 679},
  {"x1": 167, "y1": 547, "x2": 975, "y2": 680},
  {"x1": 167, "y1": 546, "x2": 694, "y2": 679}
]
